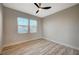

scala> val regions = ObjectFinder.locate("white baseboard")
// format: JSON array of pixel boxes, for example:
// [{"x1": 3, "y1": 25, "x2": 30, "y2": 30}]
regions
[
  {"x1": 43, "y1": 37, "x2": 79, "y2": 50},
  {"x1": 3, "y1": 37, "x2": 41, "y2": 48}
]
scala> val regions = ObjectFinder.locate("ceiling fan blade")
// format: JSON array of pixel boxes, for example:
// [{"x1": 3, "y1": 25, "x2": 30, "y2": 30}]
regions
[
  {"x1": 36, "y1": 10, "x2": 39, "y2": 13},
  {"x1": 34, "y1": 3, "x2": 39, "y2": 8},
  {"x1": 41, "y1": 7, "x2": 51, "y2": 9}
]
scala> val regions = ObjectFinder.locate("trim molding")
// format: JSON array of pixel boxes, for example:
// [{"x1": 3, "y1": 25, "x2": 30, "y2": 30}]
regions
[
  {"x1": 43, "y1": 37, "x2": 79, "y2": 51},
  {"x1": 3, "y1": 37, "x2": 41, "y2": 48}
]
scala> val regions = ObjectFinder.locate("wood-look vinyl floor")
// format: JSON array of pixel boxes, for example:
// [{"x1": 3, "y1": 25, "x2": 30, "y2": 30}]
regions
[{"x1": 2, "y1": 39, "x2": 79, "y2": 55}]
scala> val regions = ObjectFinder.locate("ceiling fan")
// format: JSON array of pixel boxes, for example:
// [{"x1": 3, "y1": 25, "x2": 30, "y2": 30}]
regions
[{"x1": 34, "y1": 3, "x2": 51, "y2": 14}]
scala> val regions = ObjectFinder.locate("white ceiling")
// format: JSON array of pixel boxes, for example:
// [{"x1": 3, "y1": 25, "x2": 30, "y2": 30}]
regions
[{"x1": 3, "y1": 3, "x2": 77, "y2": 18}]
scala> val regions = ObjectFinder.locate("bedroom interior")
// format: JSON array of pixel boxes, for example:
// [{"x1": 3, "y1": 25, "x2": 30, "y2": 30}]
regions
[{"x1": 0, "y1": 3, "x2": 79, "y2": 55}]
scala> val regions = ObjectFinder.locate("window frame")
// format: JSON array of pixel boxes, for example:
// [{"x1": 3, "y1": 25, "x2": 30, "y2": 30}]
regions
[
  {"x1": 29, "y1": 19, "x2": 38, "y2": 33},
  {"x1": 17, "y1": 17, "x2": 29, "y2": 34},
  {"x1": 17, "y1": 17, "x2": 38, "y2": 34}
]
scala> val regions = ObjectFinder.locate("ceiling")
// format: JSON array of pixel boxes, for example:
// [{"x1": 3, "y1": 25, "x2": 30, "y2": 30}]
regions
[{"x1": 3, "y1": 3, "x2": 77, "y2": 18}]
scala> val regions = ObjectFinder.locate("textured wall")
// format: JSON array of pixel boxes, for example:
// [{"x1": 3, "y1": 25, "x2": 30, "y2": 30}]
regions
[
  {"x1": 0, "y1": 4, "x2": 3, "y2": 53},
  {"x1": 43, "y1": 4, "x2": 79, "y2": 49}
]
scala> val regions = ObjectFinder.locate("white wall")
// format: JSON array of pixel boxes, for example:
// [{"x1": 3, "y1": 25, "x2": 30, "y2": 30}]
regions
[
  {"x1": 43, "y1": 4, "x2": 79, "y2": 49},
  {"x1": 0, "y1": 4, "x2": 3, "y2": 53}
]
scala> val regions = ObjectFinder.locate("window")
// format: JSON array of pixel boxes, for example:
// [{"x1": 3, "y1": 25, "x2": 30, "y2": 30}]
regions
[
  {"x1": 17, "y1": 17, "x2": 28, "y2": 33},
  {"x1": 17, "y1": 17, "x2": 37, "y2": 33},
  {"x1": 30, "y1": 19, "x2": 37, "y2": 33}
]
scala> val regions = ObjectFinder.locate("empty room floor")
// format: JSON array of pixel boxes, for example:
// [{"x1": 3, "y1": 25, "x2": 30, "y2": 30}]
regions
[{"x1": 2, "y1": 39, "x2": 79, "y2": 55}]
